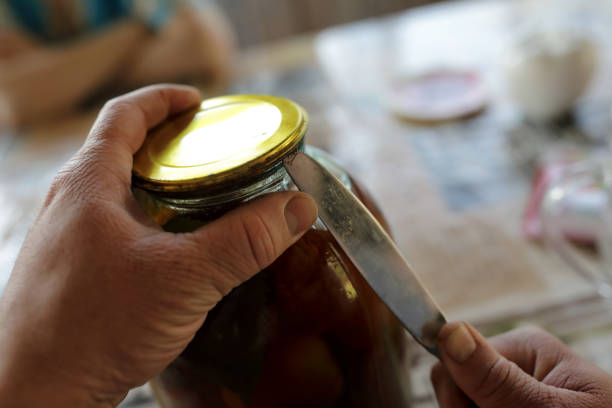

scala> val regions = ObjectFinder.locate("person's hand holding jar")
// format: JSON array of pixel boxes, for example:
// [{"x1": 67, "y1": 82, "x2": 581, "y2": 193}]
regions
[
  {"x1": 0, "y1": 85, "x2": 318, "y2": 407},
  {"x1": 2, "y1": 84, "x2": 612, "y2": 408}
]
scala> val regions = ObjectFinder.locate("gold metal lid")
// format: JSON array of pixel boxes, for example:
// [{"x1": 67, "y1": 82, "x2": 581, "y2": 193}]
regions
[{"x1": 133, "y1": 94, "x2": 307, "y2": 193}]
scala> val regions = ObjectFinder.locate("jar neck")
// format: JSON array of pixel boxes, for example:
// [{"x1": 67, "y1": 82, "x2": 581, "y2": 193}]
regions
[
  {"x1": 134, "y1": 146, "x2": 351, "y2": 229},
  {"x1": 155, "y1": 164, "x2": 296, "y2": 214}
]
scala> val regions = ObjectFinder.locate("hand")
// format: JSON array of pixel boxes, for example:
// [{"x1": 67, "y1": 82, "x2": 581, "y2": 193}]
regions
[
  {"x1": 0, "y1": 85, "x2": 318, "y2": 407},
  {"x1": 431, "y1": 322, "x2": 612, "y2": 407},
  {"x1": 0, "y1": 29, "x2": 38, "y2": 59}
]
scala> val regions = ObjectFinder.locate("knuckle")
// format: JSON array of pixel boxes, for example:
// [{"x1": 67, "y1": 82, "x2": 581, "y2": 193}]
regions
[
  {"x1": 151, "y1": 86, "x2": 168, "y2": 103},
  {"x1": 477, "y1": 357, "x2": 514, "y2": 402},
  {"x1": 102, "y1": 96, "x2": 134, "y2": 116},
  {"x1": 520, "y1": 326, "x2": 567, "y2": 358},
  {"x1": 77, "y1": 199, "x2": 134, "y2": 238},
  {"x1": 517, "y1": 325, "x2": 550, "y2": 339},
  {"x1": 177, "y1": 231, "x2": 249, "y2": 297},
  {"x1": 95, "y1": 97, "x2": 146, "y2": 154},
  {"x1": 239, "y1": 211, "x2": 279, "y2": 271},
  {"x1": 167, "y1": 209, "x2": 284, "y2": 299},
  {"x1": 143, "y1": 87, "x2": 170, "y2": 123},
  {"x1": 45, "y1": 172, "x2": 67, "y2": 206},
  {"x1": 97, "y1": 100, "x2": 134, "y2": 135},
  {"x1": 45, "y1": 157, "x2": 99, "y2": 205},
  {"x1": 97, "y1": 97, "x2": 142, "y2": 133},
  {"x1": 507, "y1": 325, "x2": 564, "y2": 356},
  {"x1": 105, "y1": 86, "x2": 166, "y2": 125}
]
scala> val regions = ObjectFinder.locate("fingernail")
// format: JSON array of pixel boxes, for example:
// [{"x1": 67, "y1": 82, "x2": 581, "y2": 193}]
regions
[
  {"x1": 440, "y1": 322, "x2": 477, "y2": 364},
  {"x1": 285, "y1": 195, "x2": 318, "y2": 236}
]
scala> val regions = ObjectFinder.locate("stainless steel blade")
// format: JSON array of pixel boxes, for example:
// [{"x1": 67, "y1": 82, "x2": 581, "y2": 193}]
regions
[{"x1": 283, "y1": 151, "x2": 446, "y2": 357}]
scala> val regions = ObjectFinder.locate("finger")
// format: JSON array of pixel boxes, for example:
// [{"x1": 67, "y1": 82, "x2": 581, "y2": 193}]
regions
[
  {"x1": 430, "y1": 362, "x2": 475, "y2": 408},
  {"x1": 81, "y1": 84, "x2": 201, "y2": 187},
  {"x1": 437, "y1": 322, "x2": 552, "y2": 408},
  {"x1": 179, "y1": 191, "x2": 318, "y2": 296},
  {"x1": 488, "y1": 326, "x2": 569, "y2": 381},
  {"x1": 489, "y1": 326, "x2": 612, "y2": 404}
]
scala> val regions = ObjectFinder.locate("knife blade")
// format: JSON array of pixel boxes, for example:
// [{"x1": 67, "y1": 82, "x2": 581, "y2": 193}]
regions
[{"x1": 283, "y1": 151, "x2": 446, "y2": 357}]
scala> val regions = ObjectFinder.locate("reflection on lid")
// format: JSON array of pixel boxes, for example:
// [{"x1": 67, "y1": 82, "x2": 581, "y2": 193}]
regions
[{"x1": 152, "y1": 102, "x2": 282, "y2": 168}]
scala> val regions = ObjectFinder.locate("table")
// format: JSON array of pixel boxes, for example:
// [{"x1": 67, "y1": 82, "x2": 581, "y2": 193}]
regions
[
  {"x1": 3, "y1": 0, "x2": 612, "y2": 407},
  {"x1": 229, "y1": 0, "x2": 612, "y2": 323}
]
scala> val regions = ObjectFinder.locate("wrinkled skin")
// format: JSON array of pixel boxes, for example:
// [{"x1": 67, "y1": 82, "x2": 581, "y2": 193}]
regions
[
  {"x1": 432, "y1": 323, "x2": 612, "y2": 408},
  {"x1": 0, "y1": 85, "x2": 318, "y2": 407}
]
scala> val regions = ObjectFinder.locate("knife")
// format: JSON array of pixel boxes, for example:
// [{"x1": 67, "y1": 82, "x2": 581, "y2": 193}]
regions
[{"x1": 283, "y1": 151, "x2": 446, "y2": 357}]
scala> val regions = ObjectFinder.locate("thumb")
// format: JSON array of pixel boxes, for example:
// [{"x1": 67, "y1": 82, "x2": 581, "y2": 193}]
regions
[
  {"x1": 437, "y1": 322, "x2": 549, "y2": 408},
  {"x1": 183, "y1": 191, "x2": 318, "y2": 295}
]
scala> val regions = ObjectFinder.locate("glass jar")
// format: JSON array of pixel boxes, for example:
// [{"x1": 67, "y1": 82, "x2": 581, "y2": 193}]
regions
[{"x1": 132, "y1": 95, "x2": 411, "y2": 407}]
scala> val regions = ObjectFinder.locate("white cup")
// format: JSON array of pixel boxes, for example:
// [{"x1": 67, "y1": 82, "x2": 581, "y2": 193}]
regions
[{"x1": 503, "y1": 29, "x2": 597, "y2": 122}]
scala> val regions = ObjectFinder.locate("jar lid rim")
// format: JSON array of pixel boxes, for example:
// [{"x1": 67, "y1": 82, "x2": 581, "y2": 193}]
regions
[{"x1": 132, "y1": 94, "x2": 307, "y2": 193}]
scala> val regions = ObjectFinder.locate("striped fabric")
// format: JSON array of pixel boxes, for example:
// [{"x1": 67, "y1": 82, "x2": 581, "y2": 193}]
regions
[{"x1": 2, "y1": 0, "x2": 178, "y2": 42}]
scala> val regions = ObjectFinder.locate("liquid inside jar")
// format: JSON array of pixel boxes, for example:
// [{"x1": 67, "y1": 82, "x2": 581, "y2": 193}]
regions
[{"x1": 144, "y1": 175, "x2": 411, "y2": 408}]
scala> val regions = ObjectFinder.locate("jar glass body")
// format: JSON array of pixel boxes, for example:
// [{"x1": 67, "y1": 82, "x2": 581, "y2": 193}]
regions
[{"x1": 135, "y1": 147, "x2": 411, "y2": 408}]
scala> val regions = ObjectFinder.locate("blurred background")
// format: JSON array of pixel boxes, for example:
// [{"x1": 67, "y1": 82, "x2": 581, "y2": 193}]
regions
[
  {"x1": 218, "y1": 0, "x2": 444, "y2": 46},
  {"x1": 3, "y1": 0, "x2": 612, "y2": 406}
]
